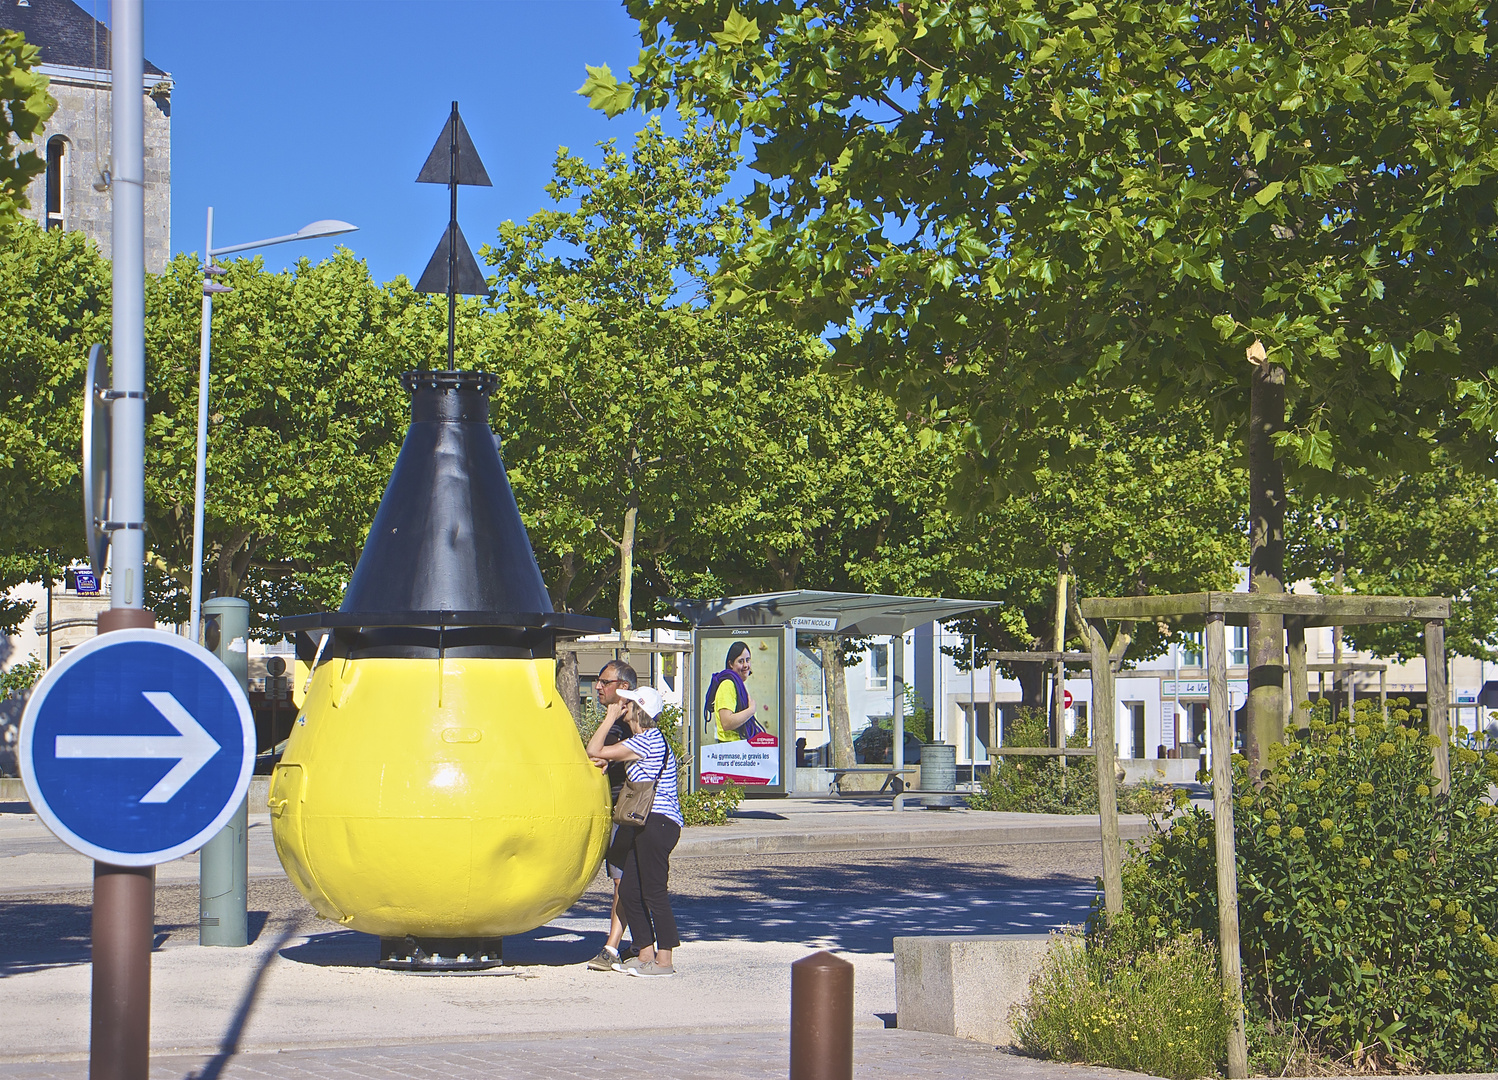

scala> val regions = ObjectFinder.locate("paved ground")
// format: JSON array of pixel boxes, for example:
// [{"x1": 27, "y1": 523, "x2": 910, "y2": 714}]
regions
[
  {"x1": 0, "y1": 796, "x2": 1144, "y2": 1078},
  {"x1": 0, "y1": 841, "x2": 1103, "y2": 1066},
  {"x1": 0, "y1": 1031, "x2": 1162, "y2": 1080},
  {"x1": 0, "y1": 797, "x2": 1152, "y2": 896}
]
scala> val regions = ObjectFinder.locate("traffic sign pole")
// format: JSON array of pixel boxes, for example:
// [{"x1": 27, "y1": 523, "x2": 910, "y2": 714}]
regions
[
  {"x1": 199, "y1": 597, "x2": 250, "y2": 947},
  {"x1": 93, "y1": 606, "x2": 156, "y2": 1080}
]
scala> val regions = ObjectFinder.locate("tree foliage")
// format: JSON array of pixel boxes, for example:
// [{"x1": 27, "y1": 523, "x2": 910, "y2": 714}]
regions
[
  {"x1": 594, "y1": 0, "x2": 1498, "y2": 497},
  {"x1": 0, "y1": 224, "x2": 109, "y2": 631},
  {"x1": 0, "y1": 30, "x2": 54, "y2": 239}
]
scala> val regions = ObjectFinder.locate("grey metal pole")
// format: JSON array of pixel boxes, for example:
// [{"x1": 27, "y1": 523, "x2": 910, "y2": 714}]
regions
[
  {"x1": 199, "y1": 597, "x2": 249, "y2": 946},
  {"x1": 189, "y1": 208, "x2": 215, "y2": 643},
  {"x1": 892, "y1": 632, "x2": 905, "y2": 811},
  {"x1": 93, "y1": 7, "x2": 151, "y2": 1076},
  {"x1": 109, "y1": 0, "x2": 145, "y2": 612}
]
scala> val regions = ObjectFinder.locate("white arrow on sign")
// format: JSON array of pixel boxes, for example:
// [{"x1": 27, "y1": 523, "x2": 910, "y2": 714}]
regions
[{"x1": 54, "y1": 691, "x2": 223, "y2": 803}]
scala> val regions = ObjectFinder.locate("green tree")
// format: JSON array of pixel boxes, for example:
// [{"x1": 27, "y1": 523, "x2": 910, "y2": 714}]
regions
[
  {"x1": 0, "y1": 223, "x2": 109, "y2": 633},
  {"x1": 0, "y1": 30, "x2": 54, "y2": 239},
  {"x1": 485, "y1": 117, "x2": 829, "y2": 639},
  {"x1": 1288, "y1": 452, "x2": 1498, "y2": 663},
  {"x1": 589, "y1": 0, "x2": 1498, "y2": 769},
  {"x1": 140, "y1": 251, "x2": 451, "y2": 631}
]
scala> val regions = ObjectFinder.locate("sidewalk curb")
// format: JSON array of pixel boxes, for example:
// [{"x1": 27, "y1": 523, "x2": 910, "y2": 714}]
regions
[{"x1": 677, "y1": 820, "x2": 1151, "y2": 856}]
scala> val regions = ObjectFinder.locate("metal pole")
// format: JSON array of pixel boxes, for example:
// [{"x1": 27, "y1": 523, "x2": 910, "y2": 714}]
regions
[
  {"x1": 892, "y1": 632, "x2": 905, "y2": 811},
  {"x1": 1206, "y1": 613, "x2": 1249, "y2": 1078},
  {"x1": 93, "y1": 606, "x2": 156, "y2": 1080},
  {"x1": 190, "y1": 208, "x2": 214, "y2": 643},
  {"x1": 199, "y1": 598, "x2": 249, "y2": 946},
  {"x1": 45, "y1": 575, "x2": 53, "y2": 667},
  {"x1": 108, "y1": 0, "x2": 145, "y2": 613},
  {"x1": 90, "y1": 863, "x2": 153, "y2": 1080},
  {"x1": 446, "y1": 101, "x2": 458, "y2": 371},
  {"x1": 789, "y1": 951, "x2": 853, "y2": 1080}
]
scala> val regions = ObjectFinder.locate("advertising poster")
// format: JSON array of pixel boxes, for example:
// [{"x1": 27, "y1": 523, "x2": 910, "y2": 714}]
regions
[{"x1": 697, "y1": 632, "x2": 781, "y2": 787}]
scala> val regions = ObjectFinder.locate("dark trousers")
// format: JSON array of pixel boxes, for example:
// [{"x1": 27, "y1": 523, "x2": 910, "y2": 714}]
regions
[{"x1": 617, "y1": 813, "x2": 681, "y2": 952}]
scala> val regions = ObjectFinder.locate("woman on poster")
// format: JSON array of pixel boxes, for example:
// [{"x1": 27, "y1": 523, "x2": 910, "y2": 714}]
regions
[{"x1": 704, "y1": 641, "x2": 769, "y2": 743}]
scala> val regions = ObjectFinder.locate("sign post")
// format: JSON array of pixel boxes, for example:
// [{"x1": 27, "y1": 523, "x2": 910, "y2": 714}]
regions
[{"x1": 19, "y1": 628, "x2": 255, "y2": 1079}]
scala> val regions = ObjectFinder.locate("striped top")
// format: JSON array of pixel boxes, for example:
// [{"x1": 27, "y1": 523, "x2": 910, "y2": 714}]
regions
[{"x1": 624, "y1": 728, "x2": 683, "y2": 827}]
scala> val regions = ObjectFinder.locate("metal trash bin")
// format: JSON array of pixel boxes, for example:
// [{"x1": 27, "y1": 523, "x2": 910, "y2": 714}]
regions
[{"x1": 918, "y1": 743, "x2": 959, "y2": 809}]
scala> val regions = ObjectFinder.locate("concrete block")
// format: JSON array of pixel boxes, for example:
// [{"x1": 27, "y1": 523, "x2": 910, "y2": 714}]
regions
[{"x1": 894, "y1": 933, "x2": 1060, "y2": 1045}]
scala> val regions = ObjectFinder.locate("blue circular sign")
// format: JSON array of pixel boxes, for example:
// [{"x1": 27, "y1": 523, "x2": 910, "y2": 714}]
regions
[{"x1": 19, "y1": 628, "x2": 255, "y2": 866}]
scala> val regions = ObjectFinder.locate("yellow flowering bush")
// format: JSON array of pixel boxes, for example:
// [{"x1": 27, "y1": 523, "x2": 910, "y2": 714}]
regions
[
  {"x1": 1015, "y1": 924, "x2": 1230, "y2": 1080},
  {"x1": 1119, "y1": 698, "x2": 1498, "y2": 1072}
]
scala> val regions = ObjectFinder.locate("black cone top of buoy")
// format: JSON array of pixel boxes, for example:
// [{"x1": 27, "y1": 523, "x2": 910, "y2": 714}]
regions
[{"x1": 282, "y1": 371, "x2": 609, "y2": 659}]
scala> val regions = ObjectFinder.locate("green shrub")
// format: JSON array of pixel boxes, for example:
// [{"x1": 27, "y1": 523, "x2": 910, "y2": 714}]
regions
[
  {"x1": 966, "y1": 707, "x2": 1099, "y2": 813},
  {"x1": 1016, "y1": 921, "x2": 1232, "y2": 1079},
  {"x1": 966, "y1": 707, "x2": 1180, "y2": 816},
  {"x1": 1120, "y1": 698, "x2": 1498, "y2": 1072}
]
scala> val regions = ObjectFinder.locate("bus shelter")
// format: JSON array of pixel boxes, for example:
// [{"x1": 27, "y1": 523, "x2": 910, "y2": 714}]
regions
[{"x1": 670, "y1": 591, "x2": 993, "y2": 801}]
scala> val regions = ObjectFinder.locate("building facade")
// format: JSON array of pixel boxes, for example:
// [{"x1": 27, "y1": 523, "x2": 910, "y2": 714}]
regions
[{"x1": 0, "y1": 0, "x2": 172, "y2": 270}]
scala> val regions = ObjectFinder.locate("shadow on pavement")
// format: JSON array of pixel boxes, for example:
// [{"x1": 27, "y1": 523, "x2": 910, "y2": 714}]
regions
[
  {"x1": 272, "y1": 852, "x2": 1100, "y2": 969},
  {"x1": 0, "y1": 897, "x2": 272, "y2": 976},
  {"x1": 188, "y1": 924, "x2": 298, "y2": 1080}
]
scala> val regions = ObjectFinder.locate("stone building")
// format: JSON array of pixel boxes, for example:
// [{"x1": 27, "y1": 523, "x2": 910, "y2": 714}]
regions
[{"x1": 0, "y1": 0, "x2": 171, "y2": 270}]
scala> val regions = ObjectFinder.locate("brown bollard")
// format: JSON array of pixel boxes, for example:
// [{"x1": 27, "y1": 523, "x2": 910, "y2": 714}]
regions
[
  {"x1": 92, "y1": 608, "x2": 156, "y2": 1080},
  {"x1": 790, "y1": 950, "x2": 854, "y2": 1080}
]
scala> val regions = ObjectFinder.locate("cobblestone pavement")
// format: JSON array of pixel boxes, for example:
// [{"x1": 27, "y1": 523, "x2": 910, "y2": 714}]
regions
[{"x1": 0, "y1": 1030, "x2": 1158, "y2": 1080}]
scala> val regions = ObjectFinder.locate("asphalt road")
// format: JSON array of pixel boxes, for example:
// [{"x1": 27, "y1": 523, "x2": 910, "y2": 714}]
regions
[{"x1": 1, "y1": 842, "x2": 1102, "y2": 974}]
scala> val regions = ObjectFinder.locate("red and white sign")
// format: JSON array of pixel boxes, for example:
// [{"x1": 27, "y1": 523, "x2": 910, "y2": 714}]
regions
[{"x1": 1063, "y1": 690, "x2": 1073, "y2": 709}]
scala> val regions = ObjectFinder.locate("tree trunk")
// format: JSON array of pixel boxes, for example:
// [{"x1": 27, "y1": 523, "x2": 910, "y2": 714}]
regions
[
  {"x1": 820, "y1": 635, "x2": 854, "y2": 770},
  {"x1": 618, "y1": 501, "x2": 637, "y2": 644},
  {"x1": 1246, "y1": 348, "x2": 1286, "y2": 776},
  {"x1": 555, "y1": 647, "x2": 581, "y2": 722},
  {"x1": 1014, "y1": 662, "x2": 1048, "y2": 713}
]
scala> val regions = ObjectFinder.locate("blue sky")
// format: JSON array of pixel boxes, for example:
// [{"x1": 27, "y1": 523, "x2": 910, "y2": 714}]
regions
[{"x1": 145, "y1": 0, "x2": 669, "y2": 284}]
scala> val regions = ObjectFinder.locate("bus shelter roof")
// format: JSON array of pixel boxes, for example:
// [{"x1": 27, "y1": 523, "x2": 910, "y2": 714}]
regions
[{"x1": 669, "y1": 590, "x2": 993, "y2": 637}]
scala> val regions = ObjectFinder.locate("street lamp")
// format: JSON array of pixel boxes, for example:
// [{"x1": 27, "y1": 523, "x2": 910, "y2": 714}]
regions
[{"x1": 189, "y1": 208, "x2": 358, "y2": 642}]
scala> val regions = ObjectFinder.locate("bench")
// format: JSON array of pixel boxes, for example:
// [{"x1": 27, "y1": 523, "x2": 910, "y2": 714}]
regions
[
  {"x1": 893, "y1": 934, "x2": 1063, "y2": 1045},
  {"x1": 826, "y1": 766, "x2": 917, "y2": 795}
]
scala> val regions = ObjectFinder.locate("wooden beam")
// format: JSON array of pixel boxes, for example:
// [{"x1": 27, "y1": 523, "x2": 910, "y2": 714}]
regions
[
  {"x1": 1073, "y1": 595, "x2": 1124, "y2": 919},
  {"x1": 1079, "y1": 592, "x2": 1451, "y2": 626},
  {"x1": 989, "y1": 746, "x2": 1097, "y2": 757},
  {"x1": 1207, "y1": 613, "x2": 1249, "y2": 1078},
  {"x1": 1426, "y1": 620, "x2": 1450, "y2": 795},
  {"x1": 989, "y1": 650, "x2": 1091, "y2": 663}
]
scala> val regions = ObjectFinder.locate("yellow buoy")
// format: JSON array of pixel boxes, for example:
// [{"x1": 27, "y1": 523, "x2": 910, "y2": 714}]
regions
[
  {"x1": 270, "y1": 655, "x2": 609, "y2": 939},
  {"x1": 274, "y1": 368, "x2": 615, "y2": 964}
]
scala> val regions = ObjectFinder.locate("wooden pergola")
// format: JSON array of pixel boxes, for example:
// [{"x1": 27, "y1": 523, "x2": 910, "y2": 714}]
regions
[{"x1": 1074, "y1": 590, "x2": 1452, "y2": 1080}]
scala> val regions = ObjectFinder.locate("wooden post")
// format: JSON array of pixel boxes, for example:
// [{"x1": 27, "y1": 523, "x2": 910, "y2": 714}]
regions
[
  {"x1": 1379, "y1": 667, "x2": 1387, "y2": 718},
  {"x1": 1425, "y1": 620, "x2": 1450, "y2": 795},
  {"x1": 1286, "y1": 618, "x2": 1309, "y2": 728},
  {"x1": 1206, "y1": 613, "x2": 1249, "y2": 1078},
  {"x1": 1077, "y1": 609, "x2": 1122, "y2": 917}
]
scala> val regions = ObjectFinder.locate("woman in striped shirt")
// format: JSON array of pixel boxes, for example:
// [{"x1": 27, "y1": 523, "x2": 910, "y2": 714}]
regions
[{"x1": 588, "y1": 685, "x2": 683, "y2": 978}]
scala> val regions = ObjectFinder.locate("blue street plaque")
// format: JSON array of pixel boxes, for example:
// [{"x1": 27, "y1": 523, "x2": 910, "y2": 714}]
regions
[{"x1": 19, "y1": 628, "x2": 255, "y2": 866}]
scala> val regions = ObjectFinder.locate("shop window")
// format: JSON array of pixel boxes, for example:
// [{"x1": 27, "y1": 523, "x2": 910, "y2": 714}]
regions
[
  {"x1": 867, "y1": 642, "x2": 889, "y2": 689},
  {"x1": 45, "y1": 136, "x2": 66, "y2": 230},
  {"x1": 1126, "y1": 701, "x2": 1146, "y2": 759}
]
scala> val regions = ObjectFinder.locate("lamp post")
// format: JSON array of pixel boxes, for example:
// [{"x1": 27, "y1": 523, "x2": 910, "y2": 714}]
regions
[{"x1": 189, "y1": 210, "x2": 357, "y2": 643}]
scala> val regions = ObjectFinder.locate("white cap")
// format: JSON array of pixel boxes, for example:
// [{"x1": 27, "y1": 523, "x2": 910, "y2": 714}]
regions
[{"x1": 618, "y1": 686, "x2": 665, "y2": 718}]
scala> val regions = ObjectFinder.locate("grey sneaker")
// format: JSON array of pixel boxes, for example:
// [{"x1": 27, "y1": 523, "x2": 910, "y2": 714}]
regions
[
  {"x1": 627, "y1": 960, "x2": 676, "y2": 978},
  {"x1": 586, "y1": 946, "x2": 620, "y2": 971},
  {"x1": 612, "y1": 956, "x2": 645, "y2": 974}
]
